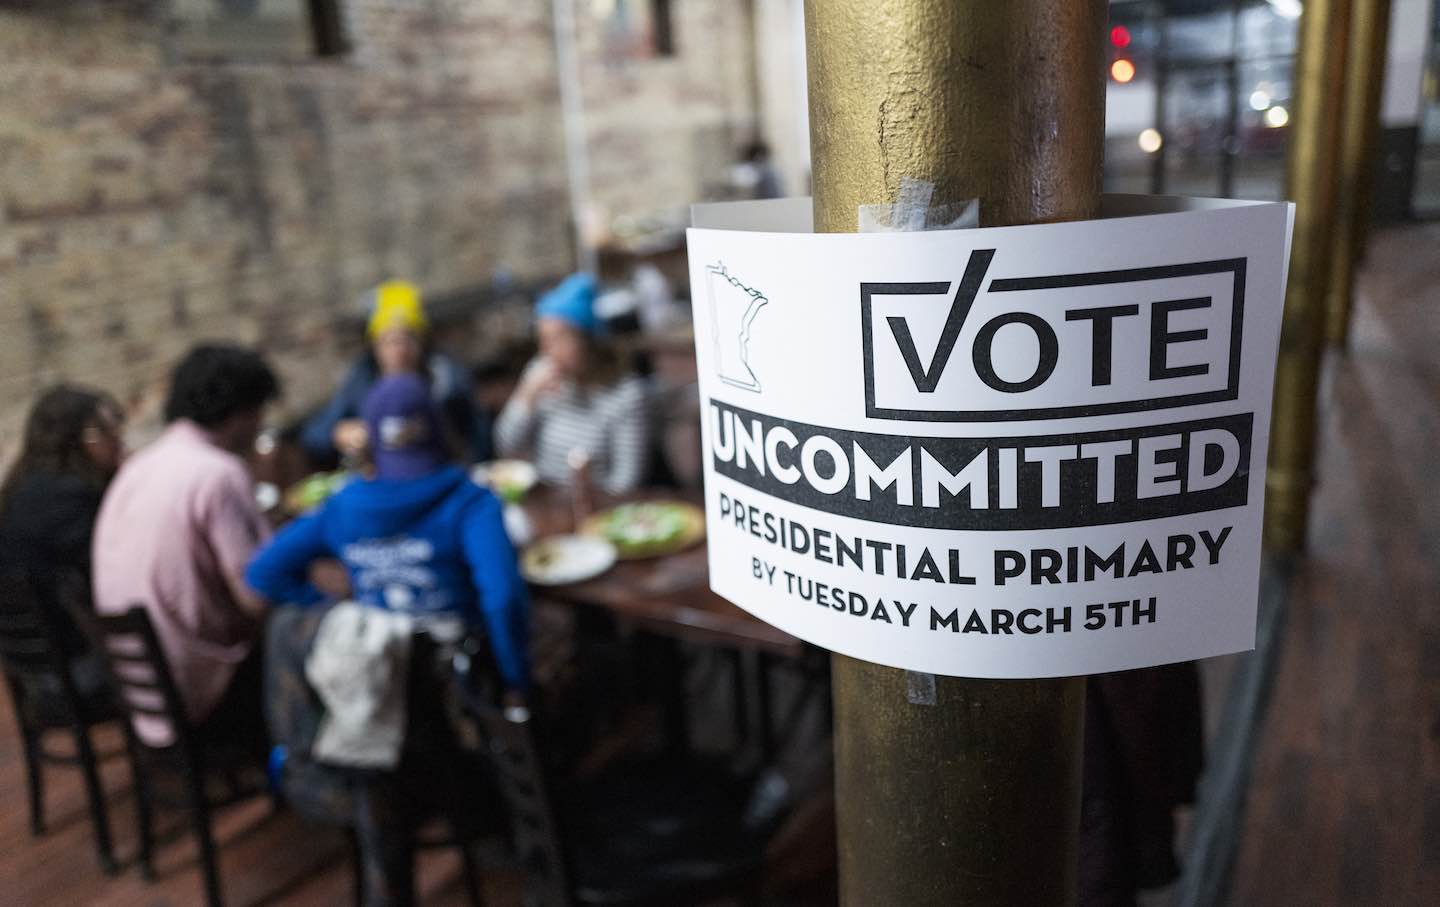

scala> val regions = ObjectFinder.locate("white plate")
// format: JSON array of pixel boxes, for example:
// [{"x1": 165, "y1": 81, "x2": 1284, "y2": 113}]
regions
[
  {"x1": 521, "y1": 535, "x2": 617, "y2": 586},
  {"x1": 471, "y1": 459, "x2": 539, "y2": 502}
]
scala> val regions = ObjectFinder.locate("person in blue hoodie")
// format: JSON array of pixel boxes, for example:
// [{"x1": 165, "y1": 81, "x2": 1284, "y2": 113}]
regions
[{"x1": 247, "y1": 373, "x2": 529, "y2": 693}]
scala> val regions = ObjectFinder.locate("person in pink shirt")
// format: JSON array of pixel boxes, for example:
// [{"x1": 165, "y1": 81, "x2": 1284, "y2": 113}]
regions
[{"x1": 92, "y1": 344, "x2": 280, "y2": 748}]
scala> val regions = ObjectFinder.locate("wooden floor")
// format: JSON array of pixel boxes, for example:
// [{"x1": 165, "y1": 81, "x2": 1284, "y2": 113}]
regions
[
  {"x1": 0, "y1": 704, "x2": 520, "y2": 905},
  {"x1": 1229, "y1": 222, "x2": 1440, "y2": 905}
]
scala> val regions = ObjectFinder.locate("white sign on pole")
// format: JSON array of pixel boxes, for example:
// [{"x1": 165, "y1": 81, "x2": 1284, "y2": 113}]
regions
[{"x1": 687, "y1": 195, "x2": 1294, "y2": 678}]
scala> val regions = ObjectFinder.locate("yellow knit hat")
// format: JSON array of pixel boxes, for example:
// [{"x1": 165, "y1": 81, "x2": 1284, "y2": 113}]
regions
[{"x1": 366, "y1": 281, "x2": 428, "y2": 338}]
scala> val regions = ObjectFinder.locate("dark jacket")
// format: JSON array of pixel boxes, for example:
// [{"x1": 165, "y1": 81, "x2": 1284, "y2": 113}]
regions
[
  {"x1": 300, "y1": 353, "x2": 493, "y2": 465},
  {"x1": 0, "y1": 471, "x2": 105, "y2": 656}
]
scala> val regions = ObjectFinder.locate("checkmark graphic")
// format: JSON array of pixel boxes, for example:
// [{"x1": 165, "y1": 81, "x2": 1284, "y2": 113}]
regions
[{"x1": 884, "y1": 249, "x2": 996, "y2": 393}]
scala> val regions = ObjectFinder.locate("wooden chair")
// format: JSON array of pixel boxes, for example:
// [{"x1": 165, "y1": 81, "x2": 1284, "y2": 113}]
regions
[
  {"x1": 0, "y1": 581, "x2": 123, "y2": 874},
  {"x1": 453, "y1": 642, "x2": 768, "y2": 907},
  {"x1": 265, "y1": 615, "x2": 492, "y2": 907},
  {"x1": 93, "y1": 605, "x2": 268, "y2": 907}
]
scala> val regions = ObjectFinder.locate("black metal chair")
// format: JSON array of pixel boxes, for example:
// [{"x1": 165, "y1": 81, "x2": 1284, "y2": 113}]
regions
[
  {"x1": 453, "y1": 644, "x2": 768, "y2": 907},
  {"x1": 94, "y1": 605, "x2": 269, "y2": 907},
  {"x1": 0, "y1": 580, "x2": 123, "y2": 875}
]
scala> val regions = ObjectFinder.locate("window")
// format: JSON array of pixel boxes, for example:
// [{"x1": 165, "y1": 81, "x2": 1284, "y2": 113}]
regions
[
  {"x1": 1104, "y1": 0, "x2": 1299, "y2": 201},
  {"x1": 651, "y1": 0, "x2": 675, "y2": 57},
  {"x1": 167, "y1": 0, "x2": 345, "y2": 62},
  {"x1": 1415, "y1": 4, "x2": 1440, "y2": 216},
  {"x1": 592, "y1": 0, "x2": 676, "y2": 60},
  {"x1": 308, "y1": 0, "x2": 347, "y2": 57}
]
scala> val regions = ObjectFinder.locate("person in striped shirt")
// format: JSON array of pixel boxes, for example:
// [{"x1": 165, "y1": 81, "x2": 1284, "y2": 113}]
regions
[{"x1": 494, "y1": 273, "x2": 649, "y2": 495}]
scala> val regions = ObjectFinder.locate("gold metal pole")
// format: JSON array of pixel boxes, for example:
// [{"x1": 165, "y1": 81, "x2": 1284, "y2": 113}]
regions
[
  {"x1": 1265, "y1": 0, "x2": 1353, "y2": 554},
  {"x1": 805, "y1": 2, "x2": 1106, "y2": 903},
  {"x1": 1324, "y1": 0, "x2": 1392, "y2": 346}
]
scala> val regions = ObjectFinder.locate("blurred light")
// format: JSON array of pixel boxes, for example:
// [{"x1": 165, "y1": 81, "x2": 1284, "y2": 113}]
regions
[
  {"x1": 1249, "y1": 89, "x2": 1272, "y2": 111},
  {"x1": 1138, "y1": 128, "x2": 1163, "y2": 153},
  {"x1": 1110, "y1": 25, "x2": 1132, "y2": 48},
  {"x1": 1267, "y1": 0, "x2": 1302, "y2": 20},
  {"x1": 1265, "y1": 105, "x2": 1290, "y2": 128},
  {"x1": 1111, "y1": 58, "x2": 1136, "y2": 84}
]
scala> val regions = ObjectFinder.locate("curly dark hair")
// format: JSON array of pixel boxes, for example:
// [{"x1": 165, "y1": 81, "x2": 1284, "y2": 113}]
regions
[
  {"x1": 0, "y1": 384, "x2": 121, "y2": 511},
  {"x1": 164, "y1": 344, "x2": 280, "y2": 428}
]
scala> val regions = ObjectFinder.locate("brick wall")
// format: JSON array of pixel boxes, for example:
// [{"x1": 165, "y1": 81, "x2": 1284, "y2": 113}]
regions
[
  {"x1": 575, "y1": 0, "x2": 759, "y2": 232},
  {"x1": 0, "y1": 0, "x2": 756, "y2": 463}
]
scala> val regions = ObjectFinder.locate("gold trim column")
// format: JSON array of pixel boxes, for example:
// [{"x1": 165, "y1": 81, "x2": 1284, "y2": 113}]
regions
[
  {"x1": 1325, "y1": 0, "x2": 1392, "y2": 346},
  {"x1": 1266, "y1": 0, "x2": 1353, "y2": 554},
  {"x1": 805, "y1": 2, "x2": 1106, "y2": 903}
]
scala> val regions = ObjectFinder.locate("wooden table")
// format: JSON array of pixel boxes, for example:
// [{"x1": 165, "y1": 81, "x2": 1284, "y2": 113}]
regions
[
  {"x1": 518, "y1": 486, "x2": 802, "y2": 660},
  {"x1": 519, "y1": 485, "x2": 807, "y2": 758}
]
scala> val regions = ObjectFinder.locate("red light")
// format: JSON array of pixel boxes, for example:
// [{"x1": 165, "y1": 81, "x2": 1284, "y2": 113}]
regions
[{"x1": 1110, "y1": 25, "x2": 1132, "y2": 48}]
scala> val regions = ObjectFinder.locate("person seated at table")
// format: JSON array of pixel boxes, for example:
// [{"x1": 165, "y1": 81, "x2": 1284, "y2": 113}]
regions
[
  {"x1": 300, "y1": 280, "x2": 492, "y2": 468},
  {"x1": 246, "y1": 374, "x2": 530, "y2": 694},
  {"x1": 93, "y1": 345, "x2": 280, "y2": 750},
  {"x1": 471, "y1": 339, "x2": 535, "y2": 423},
  {"x1": 0, "y1": 385, "x2": 126, "y2": 700},
  {"x1": 494, "y1": 272, "x2": 649, "y2": 495}
]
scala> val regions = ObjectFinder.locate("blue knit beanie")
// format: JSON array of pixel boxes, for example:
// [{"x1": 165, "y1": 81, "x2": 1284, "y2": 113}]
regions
[{"x1": 535, "y1": 272, "x2": 599, "y2": 334}]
